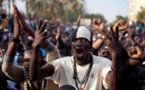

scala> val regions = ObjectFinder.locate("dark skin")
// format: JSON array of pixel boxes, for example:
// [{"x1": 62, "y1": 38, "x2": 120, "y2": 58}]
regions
[
  {"x1": 30, "y1": 24, "x2": 115, "y2": 90},
  {"x1": 55, "y1": 19, "x2": 63, "y2": 49},
  {"x1": 13, "y1": 6, "x2": 61, "y2": 90},
  {"x1": 96, "y1": 19, "x2": 145, "y2": 90},
  {"x1": 93, "y1": 19, "x2": 129, "y2": 90},
  {"x1": 3, "y1": 7, "x2": 47, "y2": 84},
  {"x1": 3, "y1": 9, "x2": 26, "y2": 82},
  {"x1": 127, "y1": 46, "x2": 145, "y2": 65},
  {"x1": 71, "y1": 38, "x2": 92, "y2": 65},
  {"x1": 13, "y1": 5, "x2": 54, "y2": 49},
  {"x1": 29, "y1": 20, "x2": 55, "y2": 81},
  {"x1": 30, "y1": 37, "x2": 92, "y2": 80},
  {"x1": 6, "y1": 9, "x2": 20, "y2": 57}
]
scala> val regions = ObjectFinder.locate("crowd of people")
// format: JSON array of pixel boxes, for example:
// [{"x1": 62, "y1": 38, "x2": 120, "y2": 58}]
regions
[{"x1": 0, "y1": 5, "x2": 144, "y2": 90}]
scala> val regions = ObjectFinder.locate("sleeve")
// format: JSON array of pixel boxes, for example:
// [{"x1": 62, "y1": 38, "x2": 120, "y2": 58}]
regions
[
  {"x1": 45, "y1": 59, "x2": 61, "y2": 83},
  {"x1": 102, "y1": 66, "x2": 111, "y2": 89},
  {"x1": 46, "y1": 47, "x2": 60, "y2": 62},
  {"x1": 101, "y1": 58, "x2": 111, "y2": 89},
  {"x1": 2, "y1": 55, "x2": 25, "y2": 82}
]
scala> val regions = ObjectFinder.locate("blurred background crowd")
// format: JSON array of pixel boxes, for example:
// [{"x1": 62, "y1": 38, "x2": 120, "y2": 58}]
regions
[{"x1": 0, "y1": 0, "x2": 144, "y2": 90}]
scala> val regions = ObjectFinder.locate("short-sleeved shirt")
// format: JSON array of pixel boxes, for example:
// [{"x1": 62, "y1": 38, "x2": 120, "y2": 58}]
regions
[{"x1": 48, "y1": 55, "x2": 111, "y2": 90}]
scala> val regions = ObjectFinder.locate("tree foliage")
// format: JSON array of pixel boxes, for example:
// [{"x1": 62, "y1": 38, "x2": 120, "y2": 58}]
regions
[
  {"x1": 0, "y1": 0, "x2": 4, "y2": 13},
  {"x1": 26, "y1": 0, "x2": 83, "y2": 22},
  {"x1": 137, "y1": 8, "x2": 145, "y2": 22},
  {"x1": 84, "y1": 13, "x2": 106, "y2": 23},
  {"x1": 111, "y1": 15, "x2": 128, "y2": 24}
]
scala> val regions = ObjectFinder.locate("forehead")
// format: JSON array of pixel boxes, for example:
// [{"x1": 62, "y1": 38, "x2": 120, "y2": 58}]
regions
[
  {"x1": 73, "y1": 37, "x2": 89, "y2": 41},
  {"x1": 72, "y1": 38, "x2": 90, "y2": 44}
]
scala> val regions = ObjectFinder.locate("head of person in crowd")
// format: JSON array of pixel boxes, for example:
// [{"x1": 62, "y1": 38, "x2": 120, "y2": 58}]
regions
[
  {"x1": 98, "y1": 47, "x2": 111, "y2": 60},
  {"x1": 47, "y1": 30, "x2": 57, "y2": 45},
  {"x1": 62, "y1": 31, "x2": 71, "y2": 47},
  {"x1": 71, "y1": 26, "x2": 92, "y2": 64},
  {"x1": 23, "y1": 49, "x2": 45, "y2": 70},
  {"x1": 11, "y1": 49, "x2": 31, "y2": 69},
  {"x1": 1, "y1": 12, "x2": 7, "y2": 19}
]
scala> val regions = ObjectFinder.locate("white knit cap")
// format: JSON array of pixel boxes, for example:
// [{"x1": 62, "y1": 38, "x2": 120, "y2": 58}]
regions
[{"x1": 76, "y1": 26, "x2": 91, "y2": 41}]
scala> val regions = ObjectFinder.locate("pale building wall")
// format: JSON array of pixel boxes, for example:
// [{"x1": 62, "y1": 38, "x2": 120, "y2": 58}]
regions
[{"x1": 129, "y1": 0, "x2": 145, "y2": 22}]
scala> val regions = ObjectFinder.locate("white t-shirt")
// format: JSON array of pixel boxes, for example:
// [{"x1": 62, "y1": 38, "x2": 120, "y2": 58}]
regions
[{"x1": 48, "y1": 55, "x2": 111, "y2": 90}]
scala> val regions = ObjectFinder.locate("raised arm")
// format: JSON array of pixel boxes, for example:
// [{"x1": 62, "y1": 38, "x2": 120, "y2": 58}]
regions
[
  {"x1": 29, "y1": 20, "x2": 55, "y2": 81},
  {"x1": 92, "y1": 19, "x2": 105, "y2": 53},
  {"x1": 97, "y1": 19, "x2": 128, "y2": 90},
  {"x1": 55, "y1": 19, "x2": 64, "y2": 49},
  {"x1": 13, "y1": 5, "x2": 60, "y2": 62},
  {"x1": 2, "y1": 12, "x2": 25, "y2": 82}
]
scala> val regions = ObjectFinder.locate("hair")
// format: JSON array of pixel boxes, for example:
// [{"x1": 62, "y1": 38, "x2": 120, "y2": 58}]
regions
[{"x1": 1, "y1": 13, "x2": 7, "y2": 19}]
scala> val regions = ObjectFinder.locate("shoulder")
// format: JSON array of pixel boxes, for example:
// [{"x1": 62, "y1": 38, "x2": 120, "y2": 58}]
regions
[
  {"x1": 92, "y1": 55, "x2": 111, "y2": 66},
  {"x1": 50, "y1": 56, "x2": 73, "y2": 65}
]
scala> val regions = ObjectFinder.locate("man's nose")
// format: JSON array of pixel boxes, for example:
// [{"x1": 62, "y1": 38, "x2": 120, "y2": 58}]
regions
[{"x1": 75, "y1": 41, "x2": 83, "y2": 48}]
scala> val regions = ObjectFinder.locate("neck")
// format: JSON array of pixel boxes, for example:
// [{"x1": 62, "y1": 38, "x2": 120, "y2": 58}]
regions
[{"x1": 74, "y1": 53, "x2": 92, "y2": 66}]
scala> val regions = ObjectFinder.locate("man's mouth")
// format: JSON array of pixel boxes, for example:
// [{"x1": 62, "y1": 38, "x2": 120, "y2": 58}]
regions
[{"x1": 76, "y1": 48, "x2": 83, "y2": 54}]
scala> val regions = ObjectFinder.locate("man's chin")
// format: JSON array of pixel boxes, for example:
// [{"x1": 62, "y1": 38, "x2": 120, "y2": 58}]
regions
[{"x1": 75, "y1": 53, "x2": 84, "y2": 59}]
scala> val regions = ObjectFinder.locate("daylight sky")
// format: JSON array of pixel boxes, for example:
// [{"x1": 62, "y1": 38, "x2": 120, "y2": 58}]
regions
[
  {"x1": 10, "y1": 0, "x2": 128, "y2": 23},
  {"x1": 84, "y1": 0, "x2": 128, "y2": 22}
]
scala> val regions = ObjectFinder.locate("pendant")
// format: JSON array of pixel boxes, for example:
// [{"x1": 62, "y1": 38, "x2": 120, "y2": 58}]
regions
[
  {"x1": 79, "y1": 86, "x2": 83, "y2": 90},
  {"x1": 79, "y1": 87, "x2": 83, "y2": 90}
]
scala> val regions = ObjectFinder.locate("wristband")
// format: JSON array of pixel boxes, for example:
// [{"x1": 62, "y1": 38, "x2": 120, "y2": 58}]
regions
[
  {"x1": 10, "y1": 37, "x2": 20, "y2": 44},
  {"x1": 45, "y1": 40, "x2": 55, "y2": 53}
]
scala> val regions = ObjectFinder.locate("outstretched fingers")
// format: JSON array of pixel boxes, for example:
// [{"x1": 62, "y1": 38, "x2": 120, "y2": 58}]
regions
[
  {"x1": 39, "y1": 20, "x2": 48, "y2": 33},
  {"x1": 37, "y1": 19, "x2": 43, "y2": 31}
]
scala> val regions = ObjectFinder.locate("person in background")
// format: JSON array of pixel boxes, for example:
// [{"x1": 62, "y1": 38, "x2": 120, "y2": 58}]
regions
[
  {"x1": 29, "y1": 24, "x2": 123, "y2": 90},
  {"x1": 2, "y1": 6, "x2": 60, "y2": 90}
]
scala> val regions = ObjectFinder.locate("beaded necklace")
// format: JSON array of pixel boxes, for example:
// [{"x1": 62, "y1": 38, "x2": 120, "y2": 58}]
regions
[{"x1": 73, "y1": 56, "x2": 93, "y2": 90}]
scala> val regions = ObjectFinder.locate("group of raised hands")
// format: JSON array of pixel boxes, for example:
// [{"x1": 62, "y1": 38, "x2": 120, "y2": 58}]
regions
[
  {"x1": 13, "y1": 3, "x2": 145, "y2": 64},
  {"x1": 94, "y1": 19, "x2": 144, "y2": 60},
  {"x1": 3, "y1": 4, "x2": 144, "y2": 90}
]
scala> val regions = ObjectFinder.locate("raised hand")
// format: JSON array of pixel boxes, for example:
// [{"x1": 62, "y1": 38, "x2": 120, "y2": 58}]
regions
[
  {"x1": 105, "y1": 27, "x2": 121, "y2": 58},
  {"x1": 13, "y1": 11, "x2": 21, "y2": 39},
  {"x1": 113, "y1": 19, "x2": 128, "y2": 31},
  {"x1": 93, "y1": 18, "x2": 105, "y2": 32},
  {"x1": 127, "y1": 46, "x2": 145, "y2": 59},
  {"x1": 13, "y1": 5, "x2": 56, "y2": 51},
  {"x1": 32, "y1": 20, "x2": 48, "y2": 48},
  {"x1": 55, "y1": 19, "x2": 62, "y2": 40},
  {"x1": 13, "y1": 5, "x2": 35, "y2": 37}
]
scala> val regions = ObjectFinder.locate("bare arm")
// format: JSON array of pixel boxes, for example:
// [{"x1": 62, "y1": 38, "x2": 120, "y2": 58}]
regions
[
  {"x1": 29, "y1": 20, "x2": 55, "y2": 81},
  {"x1": 14, "y1": 5, "x2": 58, "y2": 53},
  {"x1": 106, "y1": 20, "x2": 129, "y2": 90},
  {"x1": 29, "y1": 46, "x2": 55, "y2": 81},
  {"x1": 92, "y1": 38, "x2": 104, "y2": 50},
  {"x1": 2, "y1": 12, "x2": 25, "y2": 82},
  {"x1": 97, "y1": 19, "x2": 128, "y2": 90}
]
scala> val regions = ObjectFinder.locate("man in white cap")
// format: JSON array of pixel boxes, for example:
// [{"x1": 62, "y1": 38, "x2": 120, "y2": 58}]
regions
[{"x1": 29, "y1": 26, "x2": 113, "y2": 90}]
